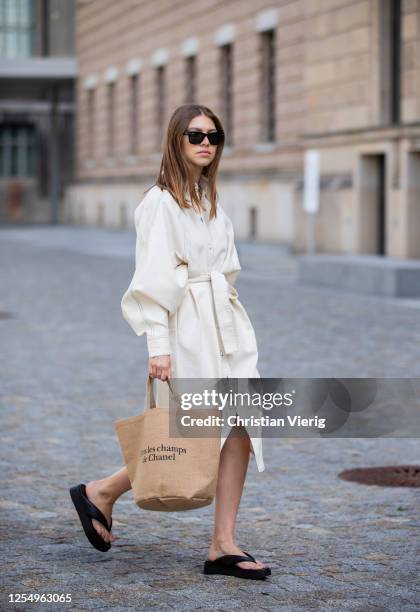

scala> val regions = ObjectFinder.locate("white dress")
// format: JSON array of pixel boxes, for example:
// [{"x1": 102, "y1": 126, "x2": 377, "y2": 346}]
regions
[{"x1": 121, "y1": 180, "x2": 265, "y2": 472}]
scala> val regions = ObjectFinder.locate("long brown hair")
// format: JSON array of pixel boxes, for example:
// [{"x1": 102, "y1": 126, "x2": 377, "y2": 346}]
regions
[{"x1": 151, "y1": 104, "x2": 225, "y2": 221}]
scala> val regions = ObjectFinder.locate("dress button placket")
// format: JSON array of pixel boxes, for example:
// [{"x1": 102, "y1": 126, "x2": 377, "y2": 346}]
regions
[{"x1": 200, "y1": 199, "x2": 229, "y2": 378}]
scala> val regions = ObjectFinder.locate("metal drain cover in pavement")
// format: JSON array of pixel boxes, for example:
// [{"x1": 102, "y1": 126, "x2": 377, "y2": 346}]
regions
[{"x1": 338, "y1": 465, "x2": 420, "y2": 487}]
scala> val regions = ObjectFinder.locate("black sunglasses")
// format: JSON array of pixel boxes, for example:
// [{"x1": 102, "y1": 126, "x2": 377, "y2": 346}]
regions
[{"x1": 183, "y1": 130, "x2": 224, "y2": 145}]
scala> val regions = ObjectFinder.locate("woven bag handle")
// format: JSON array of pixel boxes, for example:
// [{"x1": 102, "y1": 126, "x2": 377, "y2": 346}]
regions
[{"x1": 145, "y1": 374, "x2": 176, "y2": 410}]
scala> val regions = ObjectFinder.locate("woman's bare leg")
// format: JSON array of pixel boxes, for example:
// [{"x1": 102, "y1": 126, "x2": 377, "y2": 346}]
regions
[
  {"x1": 84, "y1": 467, "x2": 131, "y2": 544},
  {"x1": 207, "y1": 426, "x2": 268, "y2": 570}
]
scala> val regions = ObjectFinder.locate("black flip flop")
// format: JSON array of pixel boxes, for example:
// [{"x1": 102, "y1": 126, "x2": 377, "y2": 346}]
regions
[
  {"x1": 69, "y1": 483, "x2": 113, "y2": 552},
  {"x1": 243, "y1": 551, "x2": 271, "y2": 575},
  {"x1": 203, "y1": 554, "x2": 267, "y2": 580}
]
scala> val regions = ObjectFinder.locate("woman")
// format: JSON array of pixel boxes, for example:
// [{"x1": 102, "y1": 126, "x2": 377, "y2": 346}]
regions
[{"x1": 70, "y1": 104, "x2": 270, "y2": 580}]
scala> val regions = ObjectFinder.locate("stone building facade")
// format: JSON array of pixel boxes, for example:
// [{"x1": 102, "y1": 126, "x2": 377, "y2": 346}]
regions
[{"x1": 66, "y1": 0, "x2": 420, "y2": 259}]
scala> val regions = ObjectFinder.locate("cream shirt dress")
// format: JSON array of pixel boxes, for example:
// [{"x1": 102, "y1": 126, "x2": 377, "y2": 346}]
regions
[{"x1": 121, "y1": 179, "x2": 265, "y2": 473}]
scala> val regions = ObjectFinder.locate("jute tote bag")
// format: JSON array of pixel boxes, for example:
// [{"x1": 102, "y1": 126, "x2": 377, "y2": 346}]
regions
[{"x1": 115, "y1": 375, "x2": 222, "y2": 512}]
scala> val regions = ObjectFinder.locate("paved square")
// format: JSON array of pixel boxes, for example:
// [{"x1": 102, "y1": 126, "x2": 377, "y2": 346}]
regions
[{"x1": 1, "y1": 227, "x2": 419, "y2": 611}]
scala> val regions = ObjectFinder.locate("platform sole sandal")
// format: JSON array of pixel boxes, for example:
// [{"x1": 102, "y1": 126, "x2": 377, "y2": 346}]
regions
[
  {"x1": 203, "y1": 554, "x2": 268, "y2": 580},
  {"x1": 69, "y1": 483, "x2": 113, "y2": 552}
]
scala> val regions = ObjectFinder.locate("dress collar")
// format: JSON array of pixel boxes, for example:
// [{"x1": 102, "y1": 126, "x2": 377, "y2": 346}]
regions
[{"x1": 187, "y1": 175, "x2": 209, "y2": 205}]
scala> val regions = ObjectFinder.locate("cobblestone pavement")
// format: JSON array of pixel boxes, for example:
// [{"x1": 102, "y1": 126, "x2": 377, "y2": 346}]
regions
[{"x1": 1, "y1": 226, "x2": 419, "y2": 612}]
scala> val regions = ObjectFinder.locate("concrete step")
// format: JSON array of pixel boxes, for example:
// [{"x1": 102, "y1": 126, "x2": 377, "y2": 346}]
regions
[{"x1": 297, "y1": 254, "x2": 420, "y2": 298}]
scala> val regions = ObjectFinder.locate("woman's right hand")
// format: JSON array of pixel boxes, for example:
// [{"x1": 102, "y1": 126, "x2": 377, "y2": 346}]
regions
[{"x1": 148, "y1": 355, "x2": 172, "y2": 381}]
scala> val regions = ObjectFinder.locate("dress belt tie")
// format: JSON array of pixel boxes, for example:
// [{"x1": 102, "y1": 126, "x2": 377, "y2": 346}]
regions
[{"x1": 187, "y1": 271, "x2": 239, "y2": 355}]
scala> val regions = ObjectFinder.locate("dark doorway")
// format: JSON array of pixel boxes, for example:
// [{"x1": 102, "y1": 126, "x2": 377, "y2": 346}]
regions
[
  {"x1": 359, "y1": 153, "x2": 387, "y2": 255},
  {"x1": 377, "y1": 154, "x2": 386, "y2": 255}
]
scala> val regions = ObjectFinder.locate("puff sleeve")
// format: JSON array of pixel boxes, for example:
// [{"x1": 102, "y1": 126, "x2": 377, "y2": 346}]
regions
[{"x1": 121, "y1": 188, "x2": 188, "y2": 357}]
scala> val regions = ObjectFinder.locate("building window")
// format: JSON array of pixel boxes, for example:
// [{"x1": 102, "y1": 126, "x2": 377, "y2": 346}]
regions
[
  {"x1": 260, "y1": 28, "x2": 276, "y2": 143},
  {"x1": 0, "y1": 124, "x2": 37, "y2": 177},
  {"x1": 185, "y1": 55, "x2": 196, "y2": 104},
  {"x1": 156, "y1": 66, "x2": 166, "y2": 151},
  {"x1": 130, "y1": 74, "x2": 139, "y2": 155},
  {"x1": 220, "y1": 43, "x2": 233, "y2": 146},
  {"x1": 0, "y1": 0, "x2": 32, "y2": 58},
  {"x1": 107, "y1": 82, "x2": 115, "y2": 158},
  {"x1": 87, "y1": 89, "x2": 95, "y2": 159},
  {"x1": 379, "y1": 0, "x2": 401, "y2": 124}
]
